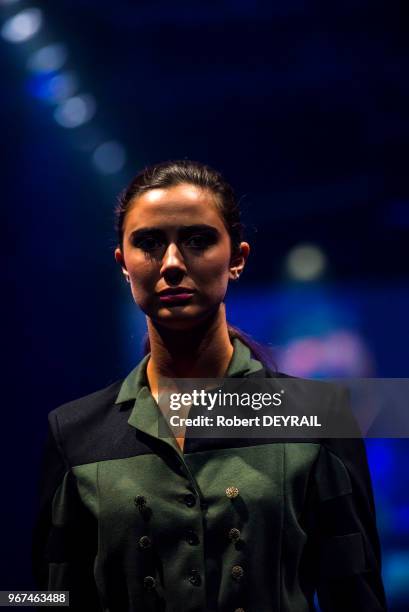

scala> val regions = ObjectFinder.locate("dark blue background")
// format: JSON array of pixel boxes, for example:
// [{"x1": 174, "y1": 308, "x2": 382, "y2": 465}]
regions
[{"x1": 1, "y1": 1, "x2": 408, "y2": 608}]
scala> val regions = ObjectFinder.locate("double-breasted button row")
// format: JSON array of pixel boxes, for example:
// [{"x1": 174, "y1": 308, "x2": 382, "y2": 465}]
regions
[{"x1": 134, "y1": 497, "x2": 152, "y2": 551}]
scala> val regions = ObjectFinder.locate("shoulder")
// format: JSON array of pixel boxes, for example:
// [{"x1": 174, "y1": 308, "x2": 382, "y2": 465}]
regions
[
  {"x1": 47, "y1": 378, "x2": 134, "y2": 467},
  {"x1": 261, "y1": 367, "x2": 362, "y2": 455},
  {"x1": 49, "y1": 378, "x2": 124, "y2": 426},
  {"x1": 265, "y1": 371, "x2": 373, "y2": 505}
]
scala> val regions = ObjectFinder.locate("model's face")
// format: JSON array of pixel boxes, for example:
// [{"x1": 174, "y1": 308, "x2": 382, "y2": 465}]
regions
[{"x1": 115, "y1": 183, "x2": 249, "y2": 330}]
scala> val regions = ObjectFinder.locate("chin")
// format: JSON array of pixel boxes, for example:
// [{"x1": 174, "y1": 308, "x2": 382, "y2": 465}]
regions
[{"x1": 150, "y1": 305, "x2": 220, "y2": 331}]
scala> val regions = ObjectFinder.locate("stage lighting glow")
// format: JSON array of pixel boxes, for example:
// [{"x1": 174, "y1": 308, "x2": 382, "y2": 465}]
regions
[
  {"x1": 54, "y1": 94, "x2": 96, "y2": 128},
  {"x1": 27, "y1": 43, "x2": 68, "y2": 73},
  {"x1": 1, "y1": 7, "x2": 42, "y2": 43},
  {"x1": 28, "y1": 71, "x2": 78, "y2": 103},
  {"x1": 279, "y1": 330, "x2": 373, "y2": 377},
  {"x1": 45, "y1": 71, "x2": 77, "y2": 102},
  {"x1": 92, "y1": 141, "x2": 126, "y2": 174},
  {"x1": 285, "y1": 243, "x2": 327, "y2": 281},
  {"x1": 383, "y1": 551, "x2": 409, "y2": 598}
]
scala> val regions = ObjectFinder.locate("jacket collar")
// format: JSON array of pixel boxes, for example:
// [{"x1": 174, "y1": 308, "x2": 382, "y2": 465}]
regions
[
  {"x1": 115, "y1": 337, "x2": 263, "y2": 405},
  {"x1": 114, "y1": 337, "x2": 264, "y2": 455}
]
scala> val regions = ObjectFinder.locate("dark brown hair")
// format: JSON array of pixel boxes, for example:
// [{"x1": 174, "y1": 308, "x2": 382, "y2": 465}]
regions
[{"x1": 115, "y1": 159, "x2": 277, "y2": 372}]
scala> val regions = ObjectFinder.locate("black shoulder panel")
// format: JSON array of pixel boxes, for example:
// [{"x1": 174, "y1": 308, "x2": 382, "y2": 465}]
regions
[{"x1": 49, "y1": 380, "x2": 154, "y2": 467}]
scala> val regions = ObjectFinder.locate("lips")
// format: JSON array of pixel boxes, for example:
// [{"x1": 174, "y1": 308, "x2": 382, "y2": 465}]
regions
[
  {"x1": 158, "y1": 287, "x2": 194, "y2": 296},
  {"x1": 159, "y1": 287, "x2": 194, "y2": 305},
  {"x1": 158, "y1": 292, "x2": 194, "y2": 303}
]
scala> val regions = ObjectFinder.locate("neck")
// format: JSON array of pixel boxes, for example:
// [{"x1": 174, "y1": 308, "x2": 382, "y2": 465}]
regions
[{"x1": 145, "y1": 304, "x2": 234, "y2": 391}]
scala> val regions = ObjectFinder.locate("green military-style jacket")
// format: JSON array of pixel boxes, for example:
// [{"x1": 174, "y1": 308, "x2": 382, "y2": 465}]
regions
[{"x1": 32, "y1": 338, "x2": 387, "y2": 611}]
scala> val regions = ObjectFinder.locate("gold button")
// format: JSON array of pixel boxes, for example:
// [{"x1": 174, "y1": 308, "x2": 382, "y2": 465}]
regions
[
  {"x1": 225, "y1": 486, "x2": 239, "y2": 499},
  {"x1": 231, "y1": 564, "x2": 244, "y2": 580},
  {"x1": 228, "y1": 528, "x2": 241, "y2": 542}
]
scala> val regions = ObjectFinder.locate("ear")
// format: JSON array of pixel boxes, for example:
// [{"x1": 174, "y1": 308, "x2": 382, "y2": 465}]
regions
[
  {"x1": 229, "y1": 242, "x2": 250, "y2": 281},
  {"x1": 114, "y1": 247, "x2": 130, "y2": 282}
]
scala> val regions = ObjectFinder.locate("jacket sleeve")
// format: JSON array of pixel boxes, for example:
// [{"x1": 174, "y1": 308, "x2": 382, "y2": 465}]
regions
[
  {"x1": 32, "y1": 412, "x2": 101, "y2": 611},
  {"x1": 306, "y1": 387, "x2": 388, "y2": 611}
]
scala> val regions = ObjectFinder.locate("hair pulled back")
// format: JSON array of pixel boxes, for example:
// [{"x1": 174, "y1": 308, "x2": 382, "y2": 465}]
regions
[
  {"x1": 115, "y1": 159, "x2": 276, "y2": 372},
  {"x1": 115, "y1": 159, "x2": 242, "y2": 255}
]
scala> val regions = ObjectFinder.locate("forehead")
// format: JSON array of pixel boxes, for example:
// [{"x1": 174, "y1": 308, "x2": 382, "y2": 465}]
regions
[{"x1": 124, "y1": 184, "x2": 225, "y2": 230}]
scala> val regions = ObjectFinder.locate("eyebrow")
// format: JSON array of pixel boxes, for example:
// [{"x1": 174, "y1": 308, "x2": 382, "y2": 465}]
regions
[{"x1": 129, "y1": 224, "x2": 219, "y2": 239}]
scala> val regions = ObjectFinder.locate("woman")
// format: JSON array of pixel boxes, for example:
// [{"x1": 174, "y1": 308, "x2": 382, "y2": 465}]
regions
[{"x1": 32, "y1": 160, "x2": 387, "y2": 611}]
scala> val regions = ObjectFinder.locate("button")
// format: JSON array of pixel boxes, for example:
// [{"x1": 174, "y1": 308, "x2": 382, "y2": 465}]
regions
[
  {"x1": 228, "y1": 528, "x2": 241, "y2": 542},
  {"x1": 188, "y1": 569, "x2": 201, "y2": 586},
  {"x1": 134, "y1": 495, "x2": 147, "y2": 508},
  {"x1": 138, "y1": 535, "x2": 152, "y2": 549},
  {"x1": 143, "y1": 575, "x2": 156, "y2": 590},
  {"x1": 186, "y1": 529, "x2": 199, "y2": 545},
  {"x1": 225, "y1": 486, "x2": 239, "y2": 499},
  {"x1": 183, "y1": 493, "x2": 196, "y2": 507},
  {"x1": 231, "y1": 565, "x2": 244, "y2": 580},
  {"x1": 234, "y1": 608, "x2": 245, "y2": 612}
]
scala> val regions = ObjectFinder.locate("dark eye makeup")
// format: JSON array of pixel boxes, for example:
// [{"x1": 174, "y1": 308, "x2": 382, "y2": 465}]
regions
[{"x1": 129, "y1": 225, "x2": 219, "y2": 252}]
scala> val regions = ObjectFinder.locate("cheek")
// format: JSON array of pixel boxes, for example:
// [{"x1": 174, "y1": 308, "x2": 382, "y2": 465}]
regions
[
  {"x1": 126, "y1": 259, "x2": 159, "y2": 301},
  {"x1": 193, "y1": 253, "x2": 231, "y2": 296},
  {"x1": 199, "y1": 248, "x2": 231, "y2": 279},
  {"x1": 129, "y1": 265, "x2": 154, "y2": 286}
]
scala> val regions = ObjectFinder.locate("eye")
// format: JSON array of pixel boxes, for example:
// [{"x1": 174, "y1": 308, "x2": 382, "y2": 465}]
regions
[
  {"x1": 185, "y1": 234, "x2": 213, "y2": 249},
  {"x1": 134, "y1": 236, "x2": 162, "y2": 251}
]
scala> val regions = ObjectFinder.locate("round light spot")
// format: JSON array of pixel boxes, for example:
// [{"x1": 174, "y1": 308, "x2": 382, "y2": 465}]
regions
[
  {"x1": 54, "y1": 94, "x2": 96, "y2": 128},
  {"x1": 285, "y1": 243, "x2": 327, "y2": 281},
  {"x1": 30, "y1": 71, "x2": 78, "y2": 103},
  {"x1": 92, "y1": 141, "x2": 127, "y2": 174},
  {"x1": 1, "y1": 8, "x2": 42, "y2": 43},
  {"x1": 27, "y1": 43, "x2": 68, "y2": 73}
]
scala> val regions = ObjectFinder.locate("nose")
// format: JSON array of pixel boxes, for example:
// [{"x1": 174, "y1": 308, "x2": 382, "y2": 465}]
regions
[{"x1": 160, "y1": 242, "x2": 187, "y2": 279}]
